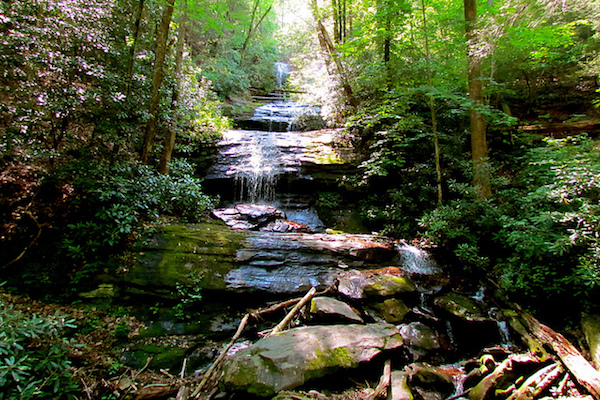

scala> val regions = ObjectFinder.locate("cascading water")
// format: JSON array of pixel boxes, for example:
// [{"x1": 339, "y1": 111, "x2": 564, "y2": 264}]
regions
[{"x1": 275, "y1": 61, "x2": 291, "y2": 90}]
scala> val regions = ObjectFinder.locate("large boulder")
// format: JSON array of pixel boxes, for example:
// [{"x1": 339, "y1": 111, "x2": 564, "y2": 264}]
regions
[
  {"x1": 220, "y1": 323, "x2": 404, "y2": 396},
  {"x1": 399, "y1": 322, "x2": 441, "y2": 359}
]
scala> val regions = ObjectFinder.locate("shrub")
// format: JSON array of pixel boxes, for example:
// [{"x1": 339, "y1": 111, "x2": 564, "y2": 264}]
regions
[
  {"x1": 0, "y1": 299, "x2": 79, "y2": 399},
  {"x1": 55, "y1": 159, "x2": 216, "y2": 289},
  {"x1": 420, "y1": 135, "x2": 600, "y2": 315}
]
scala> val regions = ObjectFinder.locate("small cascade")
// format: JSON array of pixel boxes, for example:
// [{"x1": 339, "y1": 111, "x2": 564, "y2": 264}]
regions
[
  {"x1": 397, "y1": 242, "x2": 442, "y2": 275},
  {"x1": 275, "y1": 61, "x2": 291, "y2": 90},
  {"x1": 234, "y1": 131, "x2": 279, "y2": 202}
]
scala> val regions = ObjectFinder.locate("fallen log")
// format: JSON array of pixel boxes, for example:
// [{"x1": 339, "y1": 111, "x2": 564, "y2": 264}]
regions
[
  {"x1": 519, "y1": 119, "x2": 600, "y2": 138},
  {"x1": 519, "y1": 311, "x2": 600, "y2": 399},
  {"x1": 468, "y1": 354, "x2": 539, "y2": 400}
]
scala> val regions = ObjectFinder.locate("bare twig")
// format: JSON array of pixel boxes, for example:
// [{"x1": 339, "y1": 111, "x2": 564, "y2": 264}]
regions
[
  {"x1": 267, "y1": 287, "x2": 317, "y2": 337},
  {"x1": 1, "y1": 211, "x2": 42, "y2": 269},
  {"x1": 190, "y1": 313, "x2": 250, "y2": 398}
]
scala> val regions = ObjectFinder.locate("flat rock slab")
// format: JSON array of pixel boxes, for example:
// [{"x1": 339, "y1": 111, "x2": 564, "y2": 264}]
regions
[
  {"x1": 309, "y1": 296, "x2": 364, "y2": 323},
  {"x1": 220, "y1": 323, "x2": 403, "y2": 397},
  {"x1": 128, "y1": 224, "x2": 431, "y2": 296}
]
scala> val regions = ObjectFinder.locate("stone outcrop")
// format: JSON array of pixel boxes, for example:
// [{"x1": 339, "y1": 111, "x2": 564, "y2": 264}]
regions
[{"x1": 220, "y1": 323, "x2": 403, "y2": 396}]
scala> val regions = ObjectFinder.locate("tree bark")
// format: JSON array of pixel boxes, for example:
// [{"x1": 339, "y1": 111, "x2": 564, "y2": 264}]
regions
[
  {"x1": 140, "y1": 0, "x2": 174, "y2": 164},
  {"x1": 421, "y1": 0, "x2": 443, "y2": 205},
  {"x1": 464, "y1": 0, "x2": 491, "y2": 198},
  {"x1": 158, "y1": 7, "x2": 187, "y2": 174}
]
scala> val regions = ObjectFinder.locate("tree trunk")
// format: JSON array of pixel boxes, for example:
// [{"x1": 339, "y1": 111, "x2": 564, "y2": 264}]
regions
[
  {"x1": 158, "y1": 6, "x2": 186, "y2": 175},
  {"x1": 464, "y1": 0, "x2": 491, "y2": 198},
  {"x1": 140, "y1": 0, "x2": 174, "y2": 164},
  {"x1": 421, "y1": 0, "x2": 443, "y2": 205},
  {"x1": 310, "y1": 0, "x2": 357, "y2": 108},
  {"x1": 126, "y1": 0, "x2": 145, "y2": 98},
  {"x1": 240, "y1": 0, "x2": 273, "y2": 62}
]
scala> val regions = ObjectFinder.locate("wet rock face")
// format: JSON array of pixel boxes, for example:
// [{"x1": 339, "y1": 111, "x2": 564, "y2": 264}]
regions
[
  {"x1": 220, "y1": 323, "x2": 403, "y2": 396},
  {"x1": 127, "y1": 223, "x2": 437, "y2": 296},
  {"x1": 399, "y1": 322, "x2": 441, "y2": 359}
]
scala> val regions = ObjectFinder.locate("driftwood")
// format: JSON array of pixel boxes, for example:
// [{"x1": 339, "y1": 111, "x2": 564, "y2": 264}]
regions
[
  {"x1": 251, "y1": 287, "x2": 330, "y2": 319},
  {"x1": 266, "y1": 287, "x2": 317, "y2": 337},
  {"x1": 367, "y1": 359, "x2": 391, "y2": 400},
  {"x1": 468, "y1": 354, "x2": 538, "y2": 400},
  {"x1": 518, "y1": 311, "x2": 600, "y2": 399}
]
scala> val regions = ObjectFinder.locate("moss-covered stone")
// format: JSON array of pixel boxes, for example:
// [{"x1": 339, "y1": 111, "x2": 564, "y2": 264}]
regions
[
  {"x1": 220, "y1": 323, "x2": 403, "y2": 397},
  {"x1": 124, "y1": 222, "x2": 247, "y2": 292},
  {"x1": 433, "y1": 292, "x2": 486, "y2": 322},
  {"x1": 372, "y1": 298, "x2": 410, "y2": 323}
]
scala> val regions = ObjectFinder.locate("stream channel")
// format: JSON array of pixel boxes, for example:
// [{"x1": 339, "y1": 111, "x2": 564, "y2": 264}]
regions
[{"x1": 114, "y1": 100, "x2": 517, "y2": 398}]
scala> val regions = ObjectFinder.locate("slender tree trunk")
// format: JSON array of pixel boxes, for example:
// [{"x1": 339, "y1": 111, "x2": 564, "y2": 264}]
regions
[
  {"x1": 464, "y1": 0, "x2": 491, "y2": 198},
  {"x1": 240, "y1": 0, "x2": 272, "y2": 62},
  {"x1": 310, "y1": 0, "x2": 356, "y2": 108},
  {"x1": 158, "y1": 6, "x2": 187, "y2": 174},
  {"x1": 126, "y1": 0, "x2": 145, "y2": 98},
  {"x1": 421, "y1": 0, "x2": 443, "y2": 205},
  {"x1": 140, "y1": 0, "x2": 174, "y2": 164}
]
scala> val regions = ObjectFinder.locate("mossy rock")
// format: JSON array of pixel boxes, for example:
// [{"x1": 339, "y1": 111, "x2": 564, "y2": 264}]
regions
[
  {"x1": 433, "y1": 292, "x2": 487, "y2": 322},
  {"x1": 220, "y1": 323, "x2": 403, "y2": 396},
  {"x1": 125, "y1": 222, "x2": 247, "y2": 292}
]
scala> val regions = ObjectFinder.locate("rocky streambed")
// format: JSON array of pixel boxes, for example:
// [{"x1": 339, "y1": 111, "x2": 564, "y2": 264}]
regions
[{"x1": 106, "y1": 202, "x2": 600, "y2": 400}]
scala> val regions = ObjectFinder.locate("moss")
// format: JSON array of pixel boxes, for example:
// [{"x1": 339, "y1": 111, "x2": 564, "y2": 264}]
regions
[
  {"x1": 125, "y1": 222, "x2": 247, "y2": 290},
  {"x1": 304, "y1": 347, "x2": 357, "y2": 380},
  {"x1": 364, "y1": 275, "x2": 416, "y2": 297}
]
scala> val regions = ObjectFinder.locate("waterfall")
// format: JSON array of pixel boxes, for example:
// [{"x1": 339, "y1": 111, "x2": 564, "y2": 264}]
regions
[
  {"x1": 234, "y1": 131, "x2": 279, "y2": 203},
  {"x1": 275, "y1": 62, "x2": 291, "y2": 89}
]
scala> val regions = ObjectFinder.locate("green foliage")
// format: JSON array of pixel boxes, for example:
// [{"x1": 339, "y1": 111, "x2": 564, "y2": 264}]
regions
[
  {"x1": 55, "y1": 159, "x2": 215, "y2": 289},
  {"x1": 420, "y1": 136, "x2": 600, "y2": 314},
  {"x1": 0, "y1": 301, "x2": 79, "y2": 399},
  {"x1": 173, "y1": 271, "x2": 204, "y2": 319}
]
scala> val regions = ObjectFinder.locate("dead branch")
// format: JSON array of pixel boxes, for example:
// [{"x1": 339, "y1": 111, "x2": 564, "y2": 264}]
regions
[
  {"x1": 507, "y1": 362, "x2": 564, "y2": 400},
  {"x1": 251, "y1": 287, "x2": 331, "y2": 318},
  {"x1": 1, "y1": 211, "x2": 42, "y2": 270},
  {"x1": 266, "y1": 287, "x2": 317, "y2": 337},
  {"x1": 519, "y1": 311, "x2": 600, "y2": 399},
  {"x1": 190, "y1": 313, "x2": 250, "y2": 399},
  {"x1": 468, "y1": 354, "x2": 538, "y2": 400}
]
